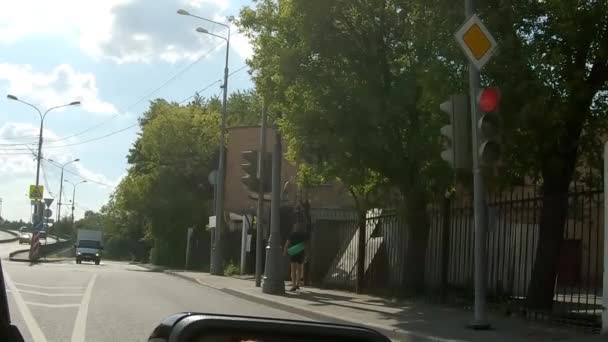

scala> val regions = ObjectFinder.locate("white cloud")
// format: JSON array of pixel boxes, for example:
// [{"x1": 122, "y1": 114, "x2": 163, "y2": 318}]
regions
[
  {"x1": 0, "y1": 63, "x2": 117, "y2": 114},
  {"x1": 0, "y1": 0, "x2": 253, "y2": 64}
]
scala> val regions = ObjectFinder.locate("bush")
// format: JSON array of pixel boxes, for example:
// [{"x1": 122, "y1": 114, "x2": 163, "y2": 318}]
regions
[{"x1": 224, "y1": 260, "x2": 239, "y2": 276}]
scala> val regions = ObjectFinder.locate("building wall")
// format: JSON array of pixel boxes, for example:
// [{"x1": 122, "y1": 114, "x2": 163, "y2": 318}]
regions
[{"x1": 223, "y1": 126, "x2": 353, "y2": 218}]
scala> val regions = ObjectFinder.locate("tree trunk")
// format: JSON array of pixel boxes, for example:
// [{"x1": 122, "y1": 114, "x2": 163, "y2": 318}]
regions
[
  {"x1": 527, "y1": 145, "x2": 580, "y2": 310},
  {"x1": 356, "y1": 211, "x2": 367, "y2": 293},
  {"x1": 526, "y1": 177, "x2": 571, "y2": 311},
  {"x1": 402, "y1": 189, "x2": 431, "y2": 295}
]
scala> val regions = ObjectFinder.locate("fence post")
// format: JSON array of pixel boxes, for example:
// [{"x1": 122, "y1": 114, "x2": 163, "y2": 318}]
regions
[
  {"x1": 440, "y1": 194, "x2": 452, "y2": 302},
  {"x1": 356, "y1": 211, "x2": 366, "y2": 293},
  {"x1": 602, "y1": 142, "x2": 608, "y2": 334}
]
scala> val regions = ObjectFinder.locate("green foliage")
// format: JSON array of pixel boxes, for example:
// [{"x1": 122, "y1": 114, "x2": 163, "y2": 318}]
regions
[
  {"x1": 101, "y1": 91, "x2": 264, "y2": 266},
  {"x1": 223, "y1": 260, "x2": 239, "y2": 276},
  {"x1": 74, "y1": 211, "x2": 104, "y2": 231},
  {"x1": 51, "y1": 218, "x2": 73, "y2": 239},
  {"x1": 238, "y1": 0, "x2": 454, "y2": 199},
  {"x1": 476, "y1": 0, "x2": 608, "y2": 186},
  {"x1": 237, "y1": 0, "x2": 462, "y2": 292},
  {"x1": 0, "y1": 219, "x2": 31, "y2": 231}
]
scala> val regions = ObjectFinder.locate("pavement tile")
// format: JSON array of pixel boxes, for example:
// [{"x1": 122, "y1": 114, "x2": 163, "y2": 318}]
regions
[{"x1": 161, "y1": 270, "x2": 606, "y2": 342}]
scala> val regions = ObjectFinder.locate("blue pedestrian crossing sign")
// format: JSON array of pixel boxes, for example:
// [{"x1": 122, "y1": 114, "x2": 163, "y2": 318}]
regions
[{"x1": 29, "y1": 185, "x2": 44, "y2": 200}]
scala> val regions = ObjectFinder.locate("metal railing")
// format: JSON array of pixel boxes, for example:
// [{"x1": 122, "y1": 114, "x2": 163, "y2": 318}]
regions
[{"x1": 308, "y1": 186, "x2": 604, "y2": 331}]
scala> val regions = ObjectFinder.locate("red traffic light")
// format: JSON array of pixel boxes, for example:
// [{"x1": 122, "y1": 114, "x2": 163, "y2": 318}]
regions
[{"x1": 478, "y1": 87, "x2": 500, "y2": 112}]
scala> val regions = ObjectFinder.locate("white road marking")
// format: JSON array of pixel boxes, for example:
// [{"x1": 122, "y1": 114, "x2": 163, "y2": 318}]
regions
[
  {"x1": 71, "y1": 274, "x2": 97, "y2": 342},
  {"x1": 3, "y1": 271, "x2": 48, "y2": 342},
  {"x1": 17, "y1": 289, "x2": 83, "y2": 297},
  {"x1": 24, "y1": 301, "x2": 81, "y2": 308},
  {"x1": 14, "y1": 282, "x2": 86, "y2": 290}
]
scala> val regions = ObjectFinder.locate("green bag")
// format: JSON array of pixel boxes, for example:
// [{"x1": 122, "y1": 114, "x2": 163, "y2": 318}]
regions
[{"x1": 287, "y1": 242, "x2": 305, "y2": 256}]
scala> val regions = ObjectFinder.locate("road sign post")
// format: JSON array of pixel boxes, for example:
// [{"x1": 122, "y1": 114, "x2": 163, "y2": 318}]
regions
[{"x1": 456, "y1": 2, "x2": 496, "y2": 330}]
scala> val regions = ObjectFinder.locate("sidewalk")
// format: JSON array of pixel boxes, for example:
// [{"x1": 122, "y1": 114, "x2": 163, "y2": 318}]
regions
[{"x1": 159, "y1": 270, "x2": 604, "y2": 342}]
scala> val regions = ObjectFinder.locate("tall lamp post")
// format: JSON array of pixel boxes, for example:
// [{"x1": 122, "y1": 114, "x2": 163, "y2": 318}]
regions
[
  {"x1": 49, "y1": 158, "x2": 80, "y2": 223},
  {"x1": 6, "y1": 95, "x2": 80, "y2": 230},
  {"x1": 64, "y1": 179, "x2": 87, "y2": 230},
  {"x1": 178, "y1": 8, "x2": 231, "y2": 276}
]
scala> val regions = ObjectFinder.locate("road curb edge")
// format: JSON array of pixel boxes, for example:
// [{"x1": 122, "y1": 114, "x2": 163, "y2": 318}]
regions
[{"x1": 162, "y1": 271, "x2": 446, "y2": 342}]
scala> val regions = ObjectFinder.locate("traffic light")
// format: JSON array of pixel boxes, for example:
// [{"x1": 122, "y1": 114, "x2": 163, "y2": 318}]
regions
[
  {"x1": 241, "y1": 150, "x2": 258, "y2": 192},
  {"x1": 477, "y1": 87, "x2": 501, "y2": 165},
  {"x1": 440, "y1": 94, "x2": 471, "y2": 170},
  {"x1": 241, "y1": 150, "x2": 272, "y2": 193}
]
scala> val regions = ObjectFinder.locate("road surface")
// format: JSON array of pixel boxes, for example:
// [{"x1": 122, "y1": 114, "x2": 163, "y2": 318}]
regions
[
  {"x1": 0, "y1": 230, "x2": 17, "y2": 241},
  {"x1": 1, "y1": 242, "x2": 308, "y2": 342}
]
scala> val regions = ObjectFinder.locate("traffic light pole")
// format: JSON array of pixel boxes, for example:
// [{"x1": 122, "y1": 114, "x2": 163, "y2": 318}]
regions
[
  {"x1": 255, "y1": 103, "x2": 268, "y2": 287},
  {"x1": 262, "y1": 128, "x2": 285, "y2": 295},
  {"x1": 465, "y1": 0, "x2": 490, "y2": 330}
]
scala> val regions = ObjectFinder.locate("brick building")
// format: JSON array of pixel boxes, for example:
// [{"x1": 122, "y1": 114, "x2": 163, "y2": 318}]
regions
[{"x1": 223, "y1": 126, "x2": 353, "y2": 221}]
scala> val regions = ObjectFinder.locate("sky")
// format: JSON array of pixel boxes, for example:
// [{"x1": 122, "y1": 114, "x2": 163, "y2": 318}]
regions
[{"x1": 0, "y1": 0, "x2": 255, "y2": 222}]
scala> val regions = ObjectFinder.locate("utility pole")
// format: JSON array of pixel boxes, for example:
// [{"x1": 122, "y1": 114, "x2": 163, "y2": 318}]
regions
[
  {"x1": 177, "y1": 8, "x2": 232, "y2": 276},
  {"x1": 50, "y1": 158, "x2": 79, "y2": 224},
  {"x1": 255, "y1": 103, "x2": 268, "y2": 287},
  {"x1": 6, "y1": 95, "x2": 80, "y2": 234},
  {"x1": 262, "y1": 128, "x2": 285, "y2": 295},
  {"x1": 465, "y1": 0, "x2": 490, "y2": 329},
  {"x1": 65, "y1": 180, "x2": 86, "y2": 231},
  {"x1": 71, "y1": 186, "x2": 76, "y2": 229}
]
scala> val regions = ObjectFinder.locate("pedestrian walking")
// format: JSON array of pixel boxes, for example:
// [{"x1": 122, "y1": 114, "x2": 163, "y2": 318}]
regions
[{"x1": 283, "y1": 222, "x2": 309, "y2": 291}]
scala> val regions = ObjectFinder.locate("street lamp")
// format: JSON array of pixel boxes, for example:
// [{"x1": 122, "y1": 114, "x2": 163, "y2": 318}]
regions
[
  {"x1": 64, "y1": 179, "x2": 87, "y2": 230},
  {"x1": 178, "y1": 8, "x2": 231, "y2": 276},
  {"x1": 49, "y1": 158, "x2": 80, "y2": 223},
  {"x1": 6, "y1": 94, "x2": 80, "y2": 229}
]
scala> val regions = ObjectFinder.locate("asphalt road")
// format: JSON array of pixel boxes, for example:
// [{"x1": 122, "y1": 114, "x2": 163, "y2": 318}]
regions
[{"x1": 1, "y1": 244, "x2": 308, "y2": 342}]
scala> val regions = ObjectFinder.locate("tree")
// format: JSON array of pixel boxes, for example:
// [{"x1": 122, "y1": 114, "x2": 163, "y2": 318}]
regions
[
  {"x1": 474, "y1": 0, "x2": 608, "y2": 310},
  {"x1": 51, "y1": 218, "x2": 73, "y2": 239},
  {"x1": 121, "y1": 100, "x2": 220, "y2": 266},
  {"x1": 239, "y1": 0, "x2": 608, "y2": 304},
  {"x1": 74, "y1": 211, "x2": 104, "y2": 231},
  {"x1": 238, "y1": 0, "x2": 454, "y2": 294},
  {"x1": 106, "y1": 90, "x2": 264, "y2": 267}
]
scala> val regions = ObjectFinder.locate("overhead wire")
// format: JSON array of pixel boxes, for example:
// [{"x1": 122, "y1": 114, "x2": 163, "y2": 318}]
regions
[
  {"x1": 44, "y1": 158, "x2": 115, "y2": 188},
  {"x1": 44, "y1": 43, "x2": 225, "y2": 144},
  {"x1": 178, "y1": 64, "x2": 249, "y2": 105},
  {"x1": 0, "y1": 135, "x2": 40, "y2": 141},
  {"x1": 13, "y1": 64, "x2": 250, "y2": 151},
  {"x1": 40, "y1": 161, "x2": 56, "y2": 198},
  {"x1": 0, "y1": 63, "x2": 248, "y2": 153}
]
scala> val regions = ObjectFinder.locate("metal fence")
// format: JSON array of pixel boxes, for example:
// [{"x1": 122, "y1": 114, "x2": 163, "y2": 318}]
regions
[{"x1": 308, "y1": 187, "x2": 604, "y2": 332}]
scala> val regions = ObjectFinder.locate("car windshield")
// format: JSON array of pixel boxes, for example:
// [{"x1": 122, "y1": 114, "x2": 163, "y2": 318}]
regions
[
  {"x1": 0, "y1": 1, "x2": 607, "y2": 342},
  {"x1": 78, "y1": 240, "x2": 100, "y2": 249}
]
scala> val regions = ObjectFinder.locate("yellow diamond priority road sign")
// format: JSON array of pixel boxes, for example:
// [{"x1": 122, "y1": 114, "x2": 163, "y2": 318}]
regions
[
  {"x1": 29, "y1": 185, "x2": 44, "y2": 200},
  {"x1": 455, "y1": 14, "x2": 497, "y2": 70}
]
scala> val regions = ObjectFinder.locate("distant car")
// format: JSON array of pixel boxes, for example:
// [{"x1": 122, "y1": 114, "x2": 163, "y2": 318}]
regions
[
  {"x1": 19, "y1": 227, "x2": 32, "y2": 244},
  {"x1": 39, "y1": 231, "x2": 47, "y2": 240}
]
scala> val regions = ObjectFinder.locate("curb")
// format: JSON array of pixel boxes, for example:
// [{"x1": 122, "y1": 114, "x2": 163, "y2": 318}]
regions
[
  {"x1": 133, "y1": 263, "x2": 167, "y2": 273},
  {"x1": 8, "y1": 249, "x2": 30, "y2": 259},
  {"x1": 163, "y1": 271, "x2": 443, "y2": 342},
  {"x1": 8, "y1": 257, "x2": 71, "y2": 263},
  {"x1": 0, "y1": 229, "x2": 19, "y2": 243},
  {"x1": 8, "y1": 239, "x2": 71, "y2": 262}
]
